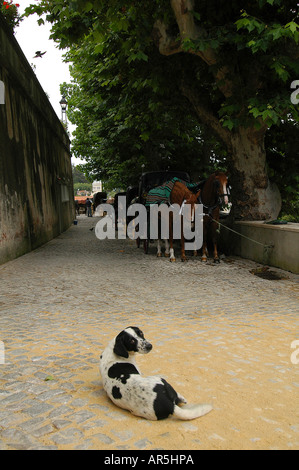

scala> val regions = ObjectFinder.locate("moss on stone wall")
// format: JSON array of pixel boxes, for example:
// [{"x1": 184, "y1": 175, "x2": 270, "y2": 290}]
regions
[{"x1": 0, "y1": 15, "x2": 74, "y2": 265}]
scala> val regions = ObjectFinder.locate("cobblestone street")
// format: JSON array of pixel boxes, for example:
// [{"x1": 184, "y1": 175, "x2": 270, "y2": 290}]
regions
[{"x1": 0, "y1": 215, "x2": 298, "y2": 450}]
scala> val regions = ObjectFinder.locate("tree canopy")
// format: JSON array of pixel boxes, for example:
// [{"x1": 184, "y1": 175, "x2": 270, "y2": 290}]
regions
[{"x1": 25, "y1": 0, "x2": 299, "y2": 219}]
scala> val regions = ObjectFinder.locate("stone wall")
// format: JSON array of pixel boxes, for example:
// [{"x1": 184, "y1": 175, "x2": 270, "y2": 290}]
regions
[
  {"x1": 0, "y1": 14, "x2": 74, "y2": 265},
  {"x1": 219, "y1": 218, "x2": 299, "y2": 274}
]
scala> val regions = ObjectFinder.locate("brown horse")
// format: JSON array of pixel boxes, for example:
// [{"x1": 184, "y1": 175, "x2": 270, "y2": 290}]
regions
[
  {"x1": 198, "y1": 172, "x2": 228, "y2": 263},
  {"x1": 159, "y1": 181, "x2": 201, "y2": 262}
]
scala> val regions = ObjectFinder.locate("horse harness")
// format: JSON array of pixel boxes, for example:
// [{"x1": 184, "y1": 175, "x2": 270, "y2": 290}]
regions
[
  {"x1": 197, "y1": 180, "x2": 230, "y2": 218},
  {"x1": 145, "y1": 176, "x2": 229, "y2": 217}
]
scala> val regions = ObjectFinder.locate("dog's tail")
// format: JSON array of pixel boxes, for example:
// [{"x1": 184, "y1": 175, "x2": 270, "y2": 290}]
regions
[{"x1": 173, "y1": 403, "x2": 213, "y2": 420}]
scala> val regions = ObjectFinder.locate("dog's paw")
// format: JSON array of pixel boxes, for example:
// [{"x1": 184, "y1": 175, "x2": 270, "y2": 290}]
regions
[{"x1": 177, "y1": 394, "x2": 187, "y2": 405}]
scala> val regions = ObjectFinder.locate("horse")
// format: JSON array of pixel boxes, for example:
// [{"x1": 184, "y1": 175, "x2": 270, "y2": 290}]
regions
[
  {"x1": 169, "y1": 181, "x2": 201, "y2": 262},
  {"x1": 93, "y1": 192, "x2": 107, "y2": 212},
  {"x1": 197, "y1": 171, "x2": 229, "y2": 263},
  {"x1": 146, "y1": 180, "x2": 201, "y2": 262}
]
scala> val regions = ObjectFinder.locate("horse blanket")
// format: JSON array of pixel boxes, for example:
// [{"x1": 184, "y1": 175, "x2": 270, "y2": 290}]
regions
[{"x1": 145, "y1": 178, "x2": 201, "y2": 206}]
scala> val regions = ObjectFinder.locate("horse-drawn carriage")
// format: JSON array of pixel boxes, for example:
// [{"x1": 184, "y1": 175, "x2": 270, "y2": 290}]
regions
[
  {"x1": 133, "y1": 170, "x2": 229, "y2": 262},
  {"x1": 75, "y1": 196, "x2": 90, "y2": 215}
]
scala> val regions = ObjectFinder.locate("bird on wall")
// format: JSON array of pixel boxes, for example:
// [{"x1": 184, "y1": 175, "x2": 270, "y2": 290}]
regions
[{"x1": 33, "y1": 51, "x2": 47, "y2": 58}]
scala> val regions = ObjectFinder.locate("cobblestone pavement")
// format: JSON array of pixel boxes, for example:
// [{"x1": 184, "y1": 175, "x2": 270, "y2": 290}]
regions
[{"x1": 0, "y1": 215, "x2": 298, "y2": 450}]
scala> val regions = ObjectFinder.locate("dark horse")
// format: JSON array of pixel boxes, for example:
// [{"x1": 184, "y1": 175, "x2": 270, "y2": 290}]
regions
[{"x1": 198, "y1": 171, "x2": 229, "y2": 263}]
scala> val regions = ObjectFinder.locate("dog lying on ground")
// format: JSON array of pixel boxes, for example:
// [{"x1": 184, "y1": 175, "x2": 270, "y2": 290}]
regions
[{"x1": 99, "y1": 326, "x2": 213, "y2": 420}]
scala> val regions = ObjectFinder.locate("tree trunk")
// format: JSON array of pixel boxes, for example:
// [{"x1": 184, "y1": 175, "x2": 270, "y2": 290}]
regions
[
  {"x1": 153, "y1": 6, "x2": 282, "y2": 221},
  {"x1": 229, "y1": 127, "x2": 281, "y2": 220},
  {"x1": 179, "y1": 82, "x2": 281, "y2": 221}
]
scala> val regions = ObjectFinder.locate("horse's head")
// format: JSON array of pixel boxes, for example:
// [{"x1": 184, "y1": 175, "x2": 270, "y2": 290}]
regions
[{"x1": 214, "y1": 172, "x2": 229, "y2": 206}]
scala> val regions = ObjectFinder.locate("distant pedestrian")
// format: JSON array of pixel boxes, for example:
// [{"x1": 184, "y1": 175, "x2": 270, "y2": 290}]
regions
[
  {"x1": 75, "y1": 200, "x2": 79, "y2": 216},
  {"x1": 86, "y1": 198, "x2": 92, "y2": 217}
]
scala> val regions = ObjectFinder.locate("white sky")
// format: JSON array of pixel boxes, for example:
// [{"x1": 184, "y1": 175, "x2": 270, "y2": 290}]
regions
[{"x1": 14, "y1": 1, "x2": 81, "y2": 164}]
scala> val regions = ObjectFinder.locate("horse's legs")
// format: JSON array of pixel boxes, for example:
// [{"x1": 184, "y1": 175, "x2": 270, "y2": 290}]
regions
[
  {"x1": 157, "y1": 214, "x2": 170, "y2": 258},
  {"x1": 212, "y1": 220, "x2": 220, "y2": 263},
  {"x1": 164, "y1": 239, "x2": 170, "y2": 257},
  {"x1": 201, "y1": 216, "x2": 209, "y2": 262},
  {"x1": 201, "y1": 242, "x2": 208, "y2": 262},
  {"x1": 169, "y1": 213, "x2": 176, "y2": 262},
  {"x1": 157, "y1": 239, "x2": 162, "y2": 257},
  {"x1": 180, "y1": 215, "x2": 187, "y2": 261},
  {"x1": 213, "y1": 241, "x2": 219, "y2": 262},
  {"x1": 156, "y1": 238, "x2": 170, "y2": 258}
]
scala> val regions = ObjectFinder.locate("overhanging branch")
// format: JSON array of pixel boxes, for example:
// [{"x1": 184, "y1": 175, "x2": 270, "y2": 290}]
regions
[
  {"x1": 153, "y1": 0, "x2": 233, "y2": 98},
  {"x1": 170, "y1": 0, "x2": 217, "y2": 66},
  {"x1": 180, "y1": 78, "x2": 232, "y2": 148},
  {"x1": 153, "y1": 0, "x2": 217, "y2": 65},
  {"x1": 152, "y1": 19, "x2": 183, "y2": 56}
]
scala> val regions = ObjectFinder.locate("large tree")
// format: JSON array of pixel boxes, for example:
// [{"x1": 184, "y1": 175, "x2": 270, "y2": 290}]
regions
[
  {"x1": 26, "y1": 0, "x2": 299, "y2": 219},
  {"x1": 59, "y1": 39, "x2": 225, "y2": 190},
  {"x1": 151, "y1": 0, "x2": 299, "y2": 220}
]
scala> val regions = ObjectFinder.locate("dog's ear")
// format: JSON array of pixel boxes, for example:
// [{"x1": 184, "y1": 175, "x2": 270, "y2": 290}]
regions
[{"x1": 113, "y1": 332, "x2": 129, "y2": 358}]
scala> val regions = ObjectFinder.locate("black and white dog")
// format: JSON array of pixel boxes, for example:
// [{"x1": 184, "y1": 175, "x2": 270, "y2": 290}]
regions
[{"x1": 99, "y1": 327, "x2": 212, "y2": 420}]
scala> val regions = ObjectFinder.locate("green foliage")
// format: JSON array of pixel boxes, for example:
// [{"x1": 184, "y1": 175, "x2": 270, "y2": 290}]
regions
[
  {"x1": 72, "y1": 164, "x2": 90, "y2": 184},
  {"x1": 25, "y1": 0, "x2": 299, "y2": 205},
  {"x1": 59, "y1": 40, "x2": 215, "y2": 188},
  {"x1": 1, "y1": 1, "x2": 22, "y2": 31},
  {"x1": 73, "y1": 182, "x2": 92, "y2": 195},
  {"x1": 25, "y1": 1, "x2": 299, "y2": 130},
  {"x1": 266, "y1": 120, "x2": 299, "y2": 221}
]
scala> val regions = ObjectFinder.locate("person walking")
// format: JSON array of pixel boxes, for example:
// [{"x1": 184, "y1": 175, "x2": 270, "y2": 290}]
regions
[{"x1": 86, "y1": 198, "x2": 92, "y2": 217}]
